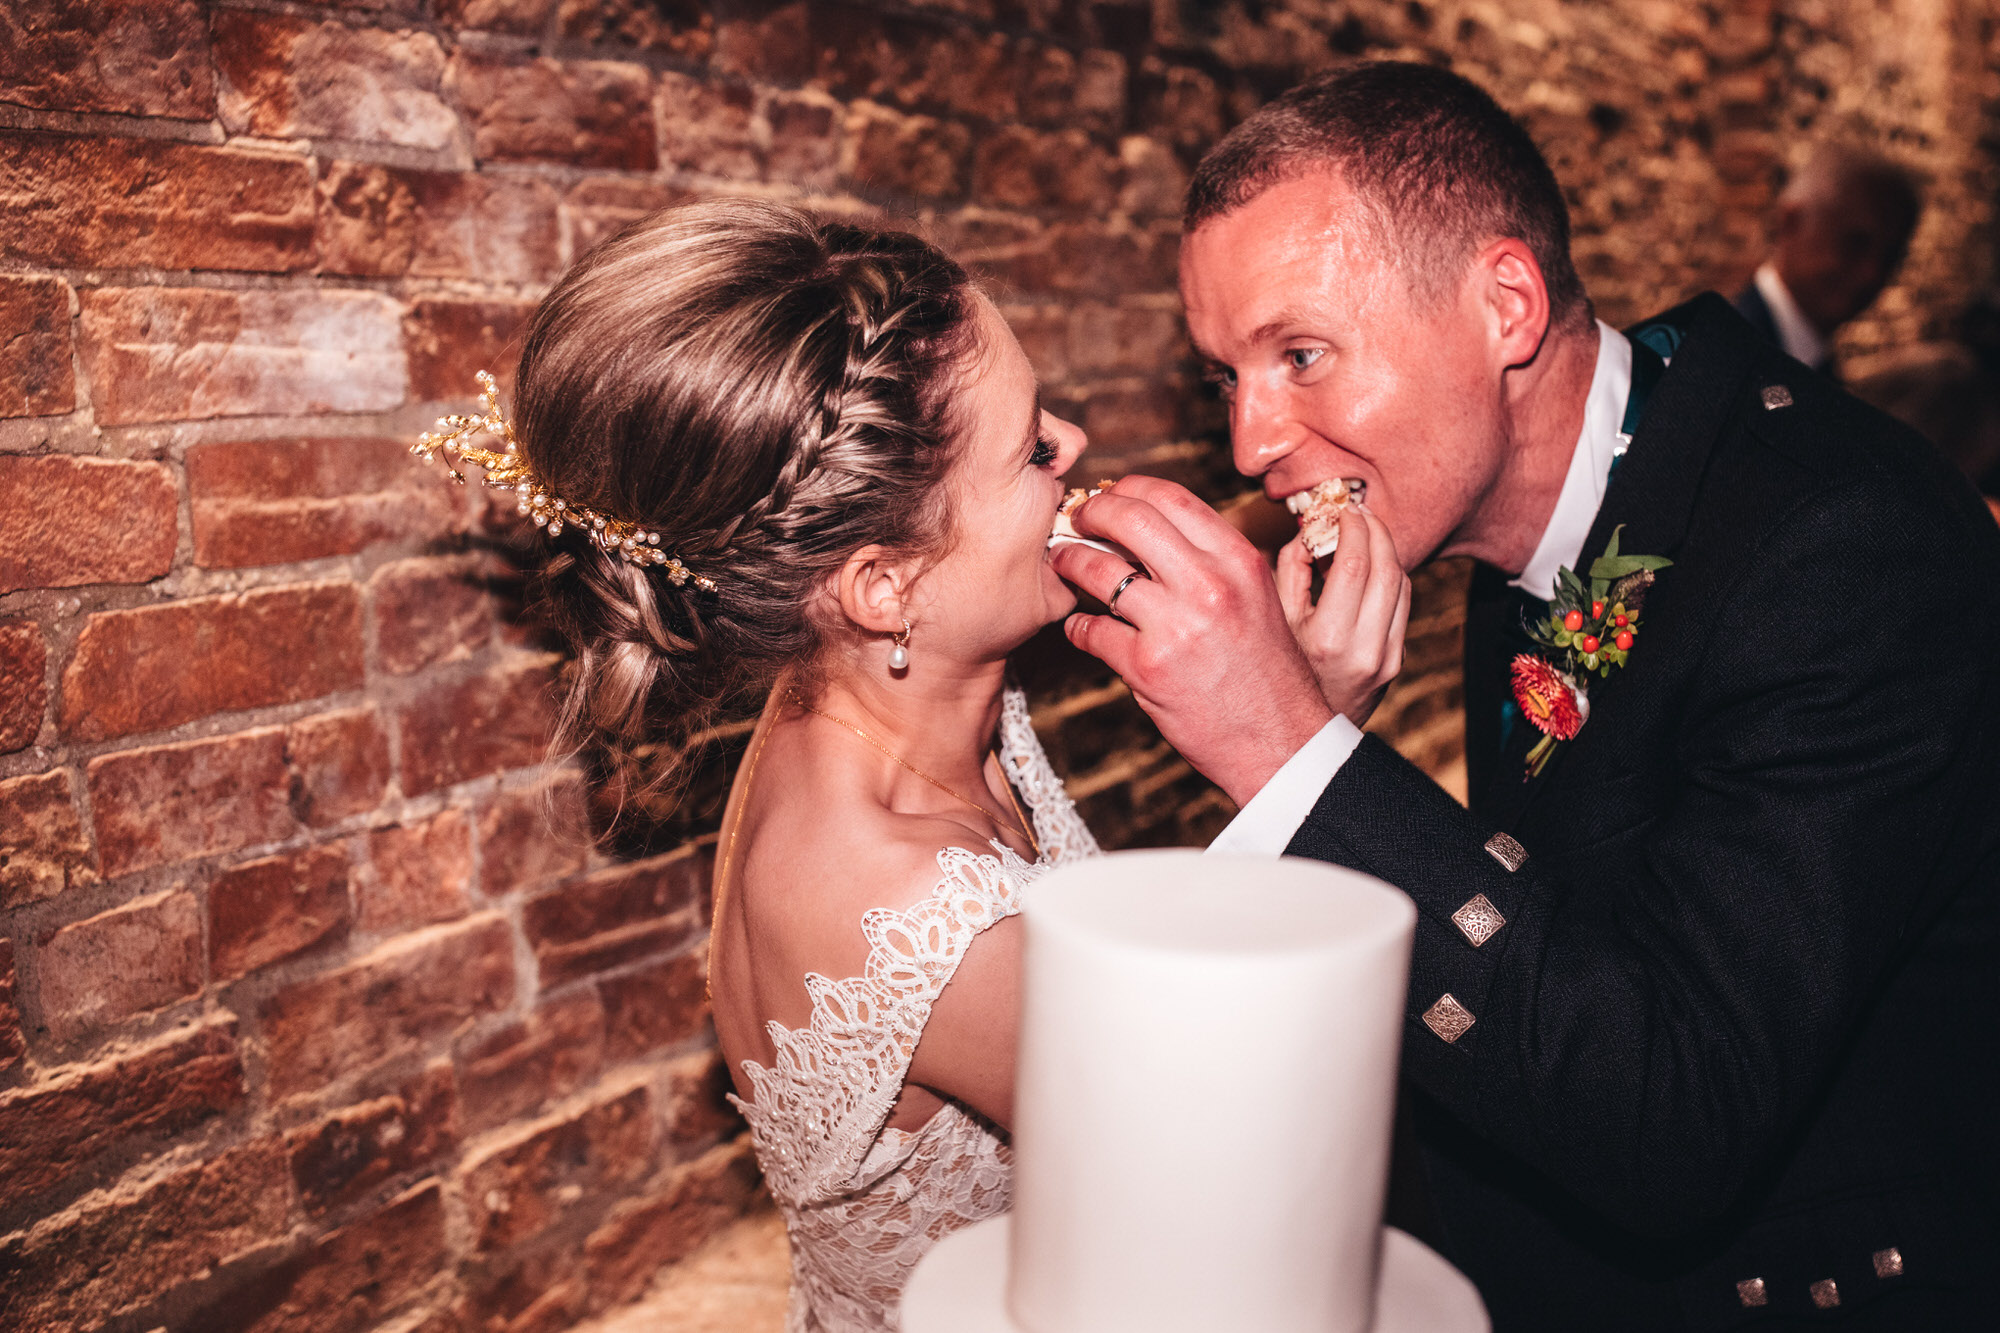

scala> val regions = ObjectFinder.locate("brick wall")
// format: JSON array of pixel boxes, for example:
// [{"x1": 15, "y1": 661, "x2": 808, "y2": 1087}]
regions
[{"x1": 2, "y1": 2, "x2": 1993, "y2": 1330}]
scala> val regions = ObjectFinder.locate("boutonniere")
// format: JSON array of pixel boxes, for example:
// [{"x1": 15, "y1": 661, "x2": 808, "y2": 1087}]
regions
[{"x1": 1511, "y1": 525, "x2": 1672, "y2": 778}]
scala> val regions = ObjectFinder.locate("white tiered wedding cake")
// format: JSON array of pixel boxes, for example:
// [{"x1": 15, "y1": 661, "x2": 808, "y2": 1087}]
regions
[{"x1": 903, "y1": 850, "x2": 1488, "y2": 1333}]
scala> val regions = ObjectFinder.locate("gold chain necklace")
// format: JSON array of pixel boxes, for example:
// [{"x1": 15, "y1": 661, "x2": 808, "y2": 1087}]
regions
[{"x1": 789, "y1": 691, "x2": 1041, "y2": 859}]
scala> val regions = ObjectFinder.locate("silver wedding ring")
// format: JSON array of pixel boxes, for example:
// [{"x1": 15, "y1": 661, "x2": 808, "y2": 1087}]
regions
[{"x1": 1107, "y1": 570, "x2": 1145, "y2": 625}]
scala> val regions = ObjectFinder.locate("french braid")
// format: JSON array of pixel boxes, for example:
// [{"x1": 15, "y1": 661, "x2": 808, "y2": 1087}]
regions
[{"x1": 509, "y1": 200, "x2": 981, "y2": 825}]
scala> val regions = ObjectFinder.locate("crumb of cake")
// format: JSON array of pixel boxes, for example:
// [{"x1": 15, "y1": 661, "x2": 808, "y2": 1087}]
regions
[
  {"x1": 1284, "y1": 478, "x2": 1367, "y2": 558},
  {"x1": 1051, "y1": 481, "x2": 1115, "y2": 542}
]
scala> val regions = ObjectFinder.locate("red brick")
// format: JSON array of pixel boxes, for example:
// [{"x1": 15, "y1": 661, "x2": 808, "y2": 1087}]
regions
[
  {"x1": 283, "y1": 707, "x2": 391, "y2": 827},
  {"x1": 399, "y1": 655, "x2": 555, "y2": 796},
  {"x1": 457, "y1": 989, "x2": 606, "y2": 1133},
  {"x1": 209, "y1": 843, "x2": 353, "y2": 982},
  {"x1": 287, "y1": 1062, "x2": 456, "y2": 1217},
  {"x1": 1021, "y1": 45, "x2": 1127, "y2": 134},
  {"x1": 188, "y1": 438, "x2": 460, "y2": 569},
  {"x1": 403, "y1": 297, "x2": 537, "y2": 403},
  {"x1": 371, "y1": 558, "x2": 490, "y2": 676},
  {"x1": 460, "y1": 1082, "x2": 653, "y2": 1251},
  {"x1": 0, "y1": 1137, "x2": 288, "y2": 1331},
  {"x1": 0, "y1": 131, "x2": 313, "y2": 272},
  {"x1": 581, "y1": 1138, "x2": 759, "y2": 1310},
  {"x1": 448, "y1": 53, "x2": 656, "y2": 169},
  {"x1": 0, "y1": 1017, "x2": 245, "y2": 1203},
  {"x1": 558, "y1": 0, "x2": 715, "y2": 55},
  {"x1": 913, "y1": 27, "x2": 1020, "y2": 120},
  {"x1": 711, "y1": 1, "x2": 812, "y2": 83},
  {"x1": 974, "y1": 125, "x2": 1118, "y2": 210},
  {"x1": 1117, "y1": 133, "x2": 1187, "y2": 218},
  {"x1": 842, "y1": 101, "x2": 971, "y2": 199},
  {"x1": 1068, "y1": 300, "x2": 1187, "y2": 375},
  {"x1": 0, "y1": 618, "x2": 46, "y2": 752},
  {"x1": 190, "y1": 1182, "x2": 447, "y2": 1333},
  {"x1": 213, "y1": 10, "x2": 456, "y2": 150},
  {"x1": 991, "y1": 218, "x2": 1178, "y2": 298},
  {"x1": 0, "y1": 770, "x2": 96, "y2": 909},
  {"x1": 600, "y1": 949, "x2": 707, "y2": 1061},
  {"x1": 1083, "y1": 382, "x2": 1184, "y2": 450},
  {"x1": 0, "y1": 274, "x2": 74, "y2": 417},
  {"x1": 562, "y1": 177, "x2": 689, "y2": 261},
  {"x1": 655, "y1": 71, "x2": 761, "y2": 179},
  {"x1": 0, "y1": 939, "x2": 22, "y2": 1074},
  {"x1": 1146, "y1": 63, "x2": 1224, "y2": 152},
  {"x1": 521, "y1": 850, "x2": 702, "y2": 987},
  {"x1": 79, "y1": 286, "x2": 407, "y2": 426},
  {"x1": 315, "y1": 161, "x2": 562, "y2": 283},
  {"x1": 59, "y1": 582, "x2": 364, "y2": 743},
  {"x1": 260, "y1": 913, "x2": 515, "y2": 1098},
  {"x1": 88, "y1": 727, "x2": 300, "y2": 878},
  {"x1": 476, "y1": 774, "x2": 588, "y2": 899},
  {"x1": 440, "y1": 0, "x2": 558, "y2": 33},
  {"x1": 764, "y1": 91, "x2": 842, "y2": 190},
  {"x1": 0, "y1": 455, "x2": 176, "y2": 594},
  {"x1": 451, "y1": 1248, "x2": 582, "y2": 1333},
  {"x1": 0, "y1": 0, "x2": 213, "y2": 118},
  {"x1": 359, "y1": 810, "x2": 472, "y2": 932},
  {"x1": 37, "y1": 888, "x2": 202, "y2": 1043},
  {"x1": 662, "y1": 1049, "x2": 740, "y2": 1148}
]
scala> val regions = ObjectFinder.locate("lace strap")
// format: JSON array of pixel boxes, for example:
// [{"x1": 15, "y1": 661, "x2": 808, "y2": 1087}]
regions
[
  {"x1": 732, "y1": 843, "x2": 1035, "y2": 1204},
  {"x1": 997, "y1": 687, "x2": 1101, "y2": 867}
]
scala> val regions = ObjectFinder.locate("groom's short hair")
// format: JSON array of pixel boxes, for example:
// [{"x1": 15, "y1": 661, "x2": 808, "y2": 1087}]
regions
[{"x1": 1186, "y1": 62, "x2": 1592, "y2": 332}]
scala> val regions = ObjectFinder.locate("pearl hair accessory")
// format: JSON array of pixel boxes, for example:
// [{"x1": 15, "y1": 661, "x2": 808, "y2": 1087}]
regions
[
  {"x1": 888, "y1": 619, "x2": 912, "y2": 671},
  {"x1": 411, "y1": 371, "x2": 717, "y2": 593}
]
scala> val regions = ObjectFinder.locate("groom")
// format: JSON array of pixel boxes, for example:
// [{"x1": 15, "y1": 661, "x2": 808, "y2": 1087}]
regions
[{"x1": 1053, "y1": 63, "x2": 2000, "y2": 1330}]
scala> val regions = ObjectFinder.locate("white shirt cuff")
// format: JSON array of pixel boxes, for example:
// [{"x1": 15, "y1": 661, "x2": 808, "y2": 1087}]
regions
[{"x1": 1205, "y1": 716, "x2": 1366, "y2": 856}]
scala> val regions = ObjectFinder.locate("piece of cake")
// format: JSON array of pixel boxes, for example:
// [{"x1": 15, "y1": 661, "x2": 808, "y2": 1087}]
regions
[
  {"x1": 1285, "y1": 477, "x2": 1368, "y2": 558},
  {"x1": 1049, "y1": 482, "x2": 1140, "y2": 565}
]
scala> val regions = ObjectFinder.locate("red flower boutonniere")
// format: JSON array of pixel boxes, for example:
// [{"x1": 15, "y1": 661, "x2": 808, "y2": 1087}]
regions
[{"x1": 1511, "y1": 525, "x2": 1672, "y2": 778}]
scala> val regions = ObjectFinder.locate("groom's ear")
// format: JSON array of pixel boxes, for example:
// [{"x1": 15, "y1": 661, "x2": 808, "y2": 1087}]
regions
[
  {"x1": 1477, "y1": 237, "x2": 1554, "y2": 370},
  {"x1": 832, "y1": 544, "x2": 911, "y2": 635}
]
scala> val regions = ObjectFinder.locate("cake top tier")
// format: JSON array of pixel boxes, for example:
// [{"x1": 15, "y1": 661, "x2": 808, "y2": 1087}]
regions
[{"x1": 1030, "y1": 850, "x2": 1415, "y2": 960}]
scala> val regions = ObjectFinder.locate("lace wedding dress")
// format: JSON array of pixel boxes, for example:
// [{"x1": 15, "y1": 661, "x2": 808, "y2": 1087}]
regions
[{"x1": 729, "y1": 688, "x2": 1101, "y2": 1333}]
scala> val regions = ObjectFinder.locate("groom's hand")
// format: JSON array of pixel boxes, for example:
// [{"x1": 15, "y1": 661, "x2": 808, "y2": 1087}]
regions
[
  {"x1": 1274, "y1": 502, "x2": 1411, "y2": 729},
  {"x1": 1051, "y1": 475, "x2": 1335, "y2": 807}
]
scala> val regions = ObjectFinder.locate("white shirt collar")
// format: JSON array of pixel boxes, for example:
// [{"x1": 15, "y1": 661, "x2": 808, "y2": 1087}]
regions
[
  {"x1": 1509, "y1": 320, "x2": 1633, "y2": 599},
  {"x1": 1753, "y1": 263, "x2": 1830, "y2": 370}
]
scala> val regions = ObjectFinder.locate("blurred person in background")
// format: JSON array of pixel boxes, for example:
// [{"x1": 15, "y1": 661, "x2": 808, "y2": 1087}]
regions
[{"x1": 1734, "y1": 143, "x2": 1922, "y2": 380}]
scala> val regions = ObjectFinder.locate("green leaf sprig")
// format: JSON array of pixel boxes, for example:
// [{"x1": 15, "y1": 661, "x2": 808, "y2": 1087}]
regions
[{"x1": 1525, "y1": 525, "x2": 1673, "y2": 681}]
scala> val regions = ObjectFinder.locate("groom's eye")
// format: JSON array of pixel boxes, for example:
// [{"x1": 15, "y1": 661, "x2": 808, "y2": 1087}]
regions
[
  {"x1": 1286, "y1": 347, "x2": 1325, "y2": 372},
  {"x1": 1203, "y1": 365, "x2": 1238, "y2": 395}
]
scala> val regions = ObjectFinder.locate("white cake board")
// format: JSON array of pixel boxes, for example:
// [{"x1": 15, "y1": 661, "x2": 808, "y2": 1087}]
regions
[{"x1": 903, "y1": 1217, "x2": 1489, "y2": 1333}]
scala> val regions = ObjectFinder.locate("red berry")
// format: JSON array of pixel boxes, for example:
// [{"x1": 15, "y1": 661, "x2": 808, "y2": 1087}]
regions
[
  {"x1": 1615, "y1": 630, "x2": 1634, "y2": 651},
  {"x1": 1591, "y1": 600, "x2": 1605, "y2": 618},
  {"x1": 1614, "y1": 614, "x2": 1629, "y2": 628},
  {"x1": 1563, "y1": 609, "x2": 1584, "y2": 631},
  {"x1": 1581, "y1": 635, "x2": 1601, "y2": 654}
]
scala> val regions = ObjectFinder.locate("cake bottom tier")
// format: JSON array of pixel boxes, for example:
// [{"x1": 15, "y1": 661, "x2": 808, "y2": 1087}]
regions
[{"x1": 903, "y1": 1217, "x2": 1489, "y2": 1333}]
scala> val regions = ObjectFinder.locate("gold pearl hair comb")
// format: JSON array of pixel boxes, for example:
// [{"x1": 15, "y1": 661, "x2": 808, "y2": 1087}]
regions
[{"x1": 410, "y1": 371, "x2": 716, "y2": 592}]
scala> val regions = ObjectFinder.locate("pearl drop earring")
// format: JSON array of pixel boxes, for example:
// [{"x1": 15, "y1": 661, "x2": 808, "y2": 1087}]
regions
[{"x1": 888, "y1": 620, "x2": 912, "y2": 671}]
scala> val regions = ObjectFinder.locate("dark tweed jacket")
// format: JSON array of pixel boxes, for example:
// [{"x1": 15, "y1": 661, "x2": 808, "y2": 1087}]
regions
[{"x1": 1287, "y1": 294, "x2": 2000, "y2": 1330}]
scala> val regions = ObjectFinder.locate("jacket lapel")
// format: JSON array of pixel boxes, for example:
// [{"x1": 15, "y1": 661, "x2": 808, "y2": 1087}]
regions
[{"x1": 1476, "y1": 293, "x2": 1760, "y2": 826}]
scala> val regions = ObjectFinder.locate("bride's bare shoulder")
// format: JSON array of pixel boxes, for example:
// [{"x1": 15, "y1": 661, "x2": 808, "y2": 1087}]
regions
[{"x1": 733, "y1": 775, "x2": 993, "y2": 962}]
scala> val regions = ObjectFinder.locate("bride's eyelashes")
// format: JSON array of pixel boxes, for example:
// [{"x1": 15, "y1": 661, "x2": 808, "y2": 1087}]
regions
[{"x1": 1030, "y1": 429, "x2": 1059, "y2": 468}]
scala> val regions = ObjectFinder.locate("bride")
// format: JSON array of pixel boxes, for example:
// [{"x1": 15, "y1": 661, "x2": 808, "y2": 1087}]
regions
[{"x1": 483, "y1": 199, "x2": 1101, "y2": 1331}]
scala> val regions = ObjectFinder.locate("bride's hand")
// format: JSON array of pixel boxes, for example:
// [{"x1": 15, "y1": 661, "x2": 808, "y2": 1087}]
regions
[{"x1": 1274, "y1": 502, "x2": 1411, "y2": 729}]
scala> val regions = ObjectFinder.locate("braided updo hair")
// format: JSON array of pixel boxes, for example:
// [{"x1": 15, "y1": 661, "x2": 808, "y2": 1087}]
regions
[{"x1": 514, "y1": 199, "x2": 983, "y2": 813}]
